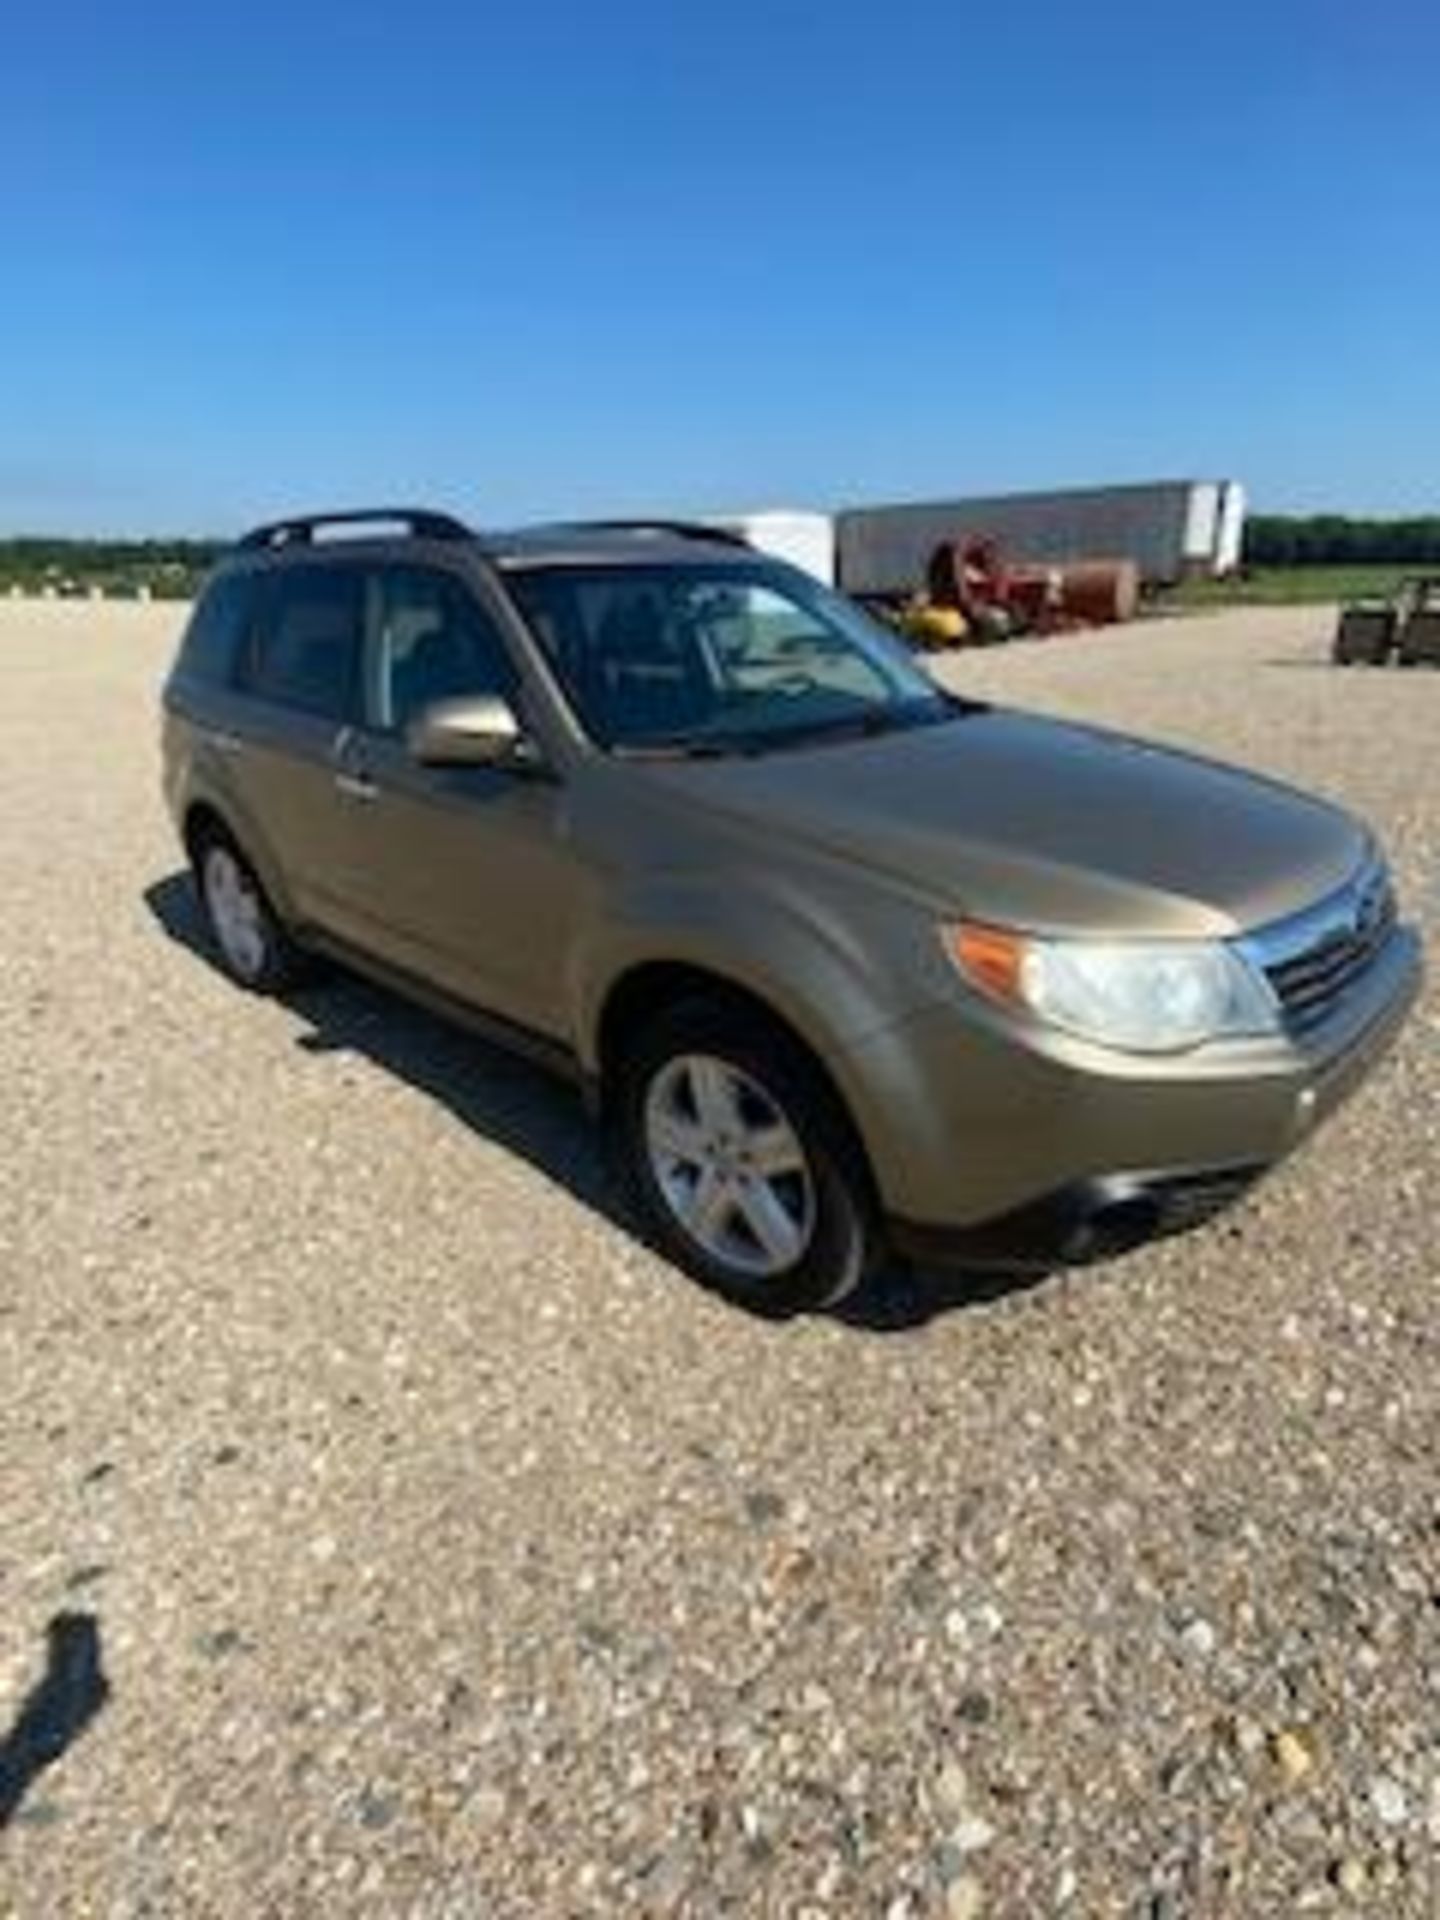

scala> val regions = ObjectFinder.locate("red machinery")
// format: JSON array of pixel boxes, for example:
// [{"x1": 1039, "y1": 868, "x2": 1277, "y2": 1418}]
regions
[{"x1": 926, "y1": 535, "x2": 1138, "y2": 639}]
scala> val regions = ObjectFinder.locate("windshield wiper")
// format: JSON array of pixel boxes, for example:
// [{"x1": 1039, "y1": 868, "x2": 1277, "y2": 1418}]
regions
[
  {"x1": 613, "y1": 738, "x2": 742, "y2": 761},
  {"x1": 615, "y1": 697, "x2": 979, "y2": 762},
  {"x1": 759, "y1": 706, "x2": 941, "y2": 750}
]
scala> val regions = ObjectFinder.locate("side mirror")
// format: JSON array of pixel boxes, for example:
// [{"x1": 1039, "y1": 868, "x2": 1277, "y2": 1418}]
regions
[{"x1": 406, "y1": 694, "x2": 536, "y2": 770}]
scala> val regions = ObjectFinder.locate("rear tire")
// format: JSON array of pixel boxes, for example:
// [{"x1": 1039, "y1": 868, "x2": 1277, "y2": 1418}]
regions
[
  {"x1": 613, "y1": 997, "x2": 879, "y2": 1314},
  {"x1": 192, "y1": 830, "x2": 310, "y2": 993}
]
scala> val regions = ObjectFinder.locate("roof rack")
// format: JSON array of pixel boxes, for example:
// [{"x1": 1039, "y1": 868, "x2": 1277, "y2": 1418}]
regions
[
  {"x1": 569, "y1": 518, "x2": 753, "y2": 550},
  {"x1": 236, "y1": 508, "x2": 474, "y2": 551}
]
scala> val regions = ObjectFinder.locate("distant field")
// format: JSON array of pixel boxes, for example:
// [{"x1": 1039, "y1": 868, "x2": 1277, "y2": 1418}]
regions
[{"x1": 1163, "y1": 565, "x2": 1410, "y2": 609}]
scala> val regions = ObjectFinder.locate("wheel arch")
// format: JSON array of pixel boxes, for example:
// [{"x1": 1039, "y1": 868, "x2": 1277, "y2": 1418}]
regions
[
  {"x1": 180, "y1": 793, "x2": 298, "y2": 928},
  {"x1": 182, "y1": 797, "x2": 235, "y2": 865},
  {"x1": 594, "y1": 959, "x2": 881, "y2": 1209}
]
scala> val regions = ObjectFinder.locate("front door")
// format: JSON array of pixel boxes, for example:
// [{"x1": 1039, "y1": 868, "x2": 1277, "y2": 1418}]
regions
[{"x1": 331, "y1": 562, "x2": 580, "y2": 1037}]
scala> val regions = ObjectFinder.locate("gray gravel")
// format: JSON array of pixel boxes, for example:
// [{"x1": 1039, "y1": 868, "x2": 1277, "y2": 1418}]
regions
[{"x1": 0, "y1": 599, "x2": 1436, "y2": 1916}]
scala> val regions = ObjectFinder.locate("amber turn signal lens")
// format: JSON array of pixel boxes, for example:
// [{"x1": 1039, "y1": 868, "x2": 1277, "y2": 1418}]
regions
[{"x1": 946, "y1": 922, "x2": 1027, "y2": 1003}]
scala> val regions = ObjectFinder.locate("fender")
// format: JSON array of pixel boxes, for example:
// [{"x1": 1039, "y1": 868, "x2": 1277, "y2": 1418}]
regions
[{"x1": 571, "y1": 865, "x2": 931, "y2": 1094}]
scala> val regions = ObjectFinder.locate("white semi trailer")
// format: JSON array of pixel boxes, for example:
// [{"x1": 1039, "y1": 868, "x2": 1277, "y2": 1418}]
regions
[
  {"x1": 703, "y1": 510, "x2": 836, "y2": 584},
  {"x1": 709, "y1": 480, "x2": 1246, "y2": 597}
]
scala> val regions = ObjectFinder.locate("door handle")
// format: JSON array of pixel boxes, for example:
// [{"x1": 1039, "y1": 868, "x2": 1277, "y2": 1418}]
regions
[
  {"x1": 334, "y1": 771, "x2": 380, "y2": 803},
  {"x1": 207, "y1": 729, "x2": 245, "y2": 757}
]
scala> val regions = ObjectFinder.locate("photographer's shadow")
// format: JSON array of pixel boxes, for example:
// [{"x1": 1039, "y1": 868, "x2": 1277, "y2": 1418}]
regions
[{"x1": 0, "y1": 1613, "x2": 109, "y2": 1829}]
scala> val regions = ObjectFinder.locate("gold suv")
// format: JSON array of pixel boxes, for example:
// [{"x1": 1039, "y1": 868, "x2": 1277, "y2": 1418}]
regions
[{"x1": 163, "y1": 509, "x2": 1422, "y2": 1311}]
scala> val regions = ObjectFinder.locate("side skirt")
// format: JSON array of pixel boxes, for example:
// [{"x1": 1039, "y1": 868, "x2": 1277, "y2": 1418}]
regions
[{"x1": 301, "y1": 927, "x2": 599, "y2": 1107}]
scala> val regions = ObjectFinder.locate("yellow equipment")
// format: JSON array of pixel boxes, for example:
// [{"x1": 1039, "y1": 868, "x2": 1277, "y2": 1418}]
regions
[{"x1": 899, "y1": 600, "x2": 968, "y2": 649}]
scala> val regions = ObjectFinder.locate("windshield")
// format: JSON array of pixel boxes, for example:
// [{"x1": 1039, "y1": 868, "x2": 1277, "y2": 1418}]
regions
[{"x1": 505, "y1": 561, "x2": 954, "y2": 753}]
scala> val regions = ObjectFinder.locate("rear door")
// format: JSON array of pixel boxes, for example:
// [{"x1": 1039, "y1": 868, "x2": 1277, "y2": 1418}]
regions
[
  {"x1": 335, "y1": 560, "x2": 580, "y2": 1032},
  {"x1": 227, "y1": 560, "x2": 367, "y2": 929}
]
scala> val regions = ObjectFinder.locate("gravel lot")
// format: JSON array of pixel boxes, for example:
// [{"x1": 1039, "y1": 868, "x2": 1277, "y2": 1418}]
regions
[{"x1": 1, "y1": 599, "x2": 1435, "y2": 1917}]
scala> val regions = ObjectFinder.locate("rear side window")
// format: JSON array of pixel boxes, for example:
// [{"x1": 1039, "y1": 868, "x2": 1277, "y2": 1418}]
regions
[
  {"x1": 176, "y1": 572, "x2": 258, "y2": 685},
  {"x1": 250, "y1": 565, "x2": 363, "y2": 721}
]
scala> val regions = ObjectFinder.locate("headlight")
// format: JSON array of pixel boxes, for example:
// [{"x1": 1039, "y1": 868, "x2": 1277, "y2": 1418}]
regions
[{"x1": 944, "y1": 921, "x2": 1280, "y2": 1054}]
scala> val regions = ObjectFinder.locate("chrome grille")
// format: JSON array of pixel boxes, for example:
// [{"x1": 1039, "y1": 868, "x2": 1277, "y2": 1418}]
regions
[{"x1": 1244, "y1": 861, "x2": 1397, "y2": 1034}]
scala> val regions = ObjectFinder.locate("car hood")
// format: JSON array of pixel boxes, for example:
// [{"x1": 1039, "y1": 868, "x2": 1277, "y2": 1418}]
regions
[{"x1": 642, "y1": 709, "x2": 1368, "y2": 937}]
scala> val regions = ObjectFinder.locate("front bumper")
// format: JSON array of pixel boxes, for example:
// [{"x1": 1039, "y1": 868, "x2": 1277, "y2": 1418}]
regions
[
  {"x1": 836, "y1": 923, "x2": 1423, "y2": 1265},
  {"x1": 890, "y1": 1161, "x2": 1267, "y2": 1271}
]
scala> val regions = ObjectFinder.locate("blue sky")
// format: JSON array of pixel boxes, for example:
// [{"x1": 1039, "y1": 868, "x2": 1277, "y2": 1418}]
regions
[{"x1": 1, "y1": 1, "x2": 1436, "y2": 534}]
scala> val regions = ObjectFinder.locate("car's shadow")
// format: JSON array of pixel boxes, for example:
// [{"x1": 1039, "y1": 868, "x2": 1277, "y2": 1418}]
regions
[{"x1": 144, "y1": 873, "x2": 1047, "y2": 1330}]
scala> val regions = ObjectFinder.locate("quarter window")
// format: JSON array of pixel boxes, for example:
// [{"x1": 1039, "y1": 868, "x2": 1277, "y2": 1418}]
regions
[
  {"x1": 251, "y1": 566, "x2": 363, "y2": 720},
  {"x1": 177, "y1": 572, "x2": 259, "y2": 685}
]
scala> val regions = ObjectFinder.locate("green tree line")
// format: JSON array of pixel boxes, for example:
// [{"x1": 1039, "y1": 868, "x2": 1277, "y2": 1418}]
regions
[
  {"x1": 1245, "y1": 515, "x2": 1440, "y2": 567},
  {"x1": 0, "y1": 537, "x2": 224, "y2": 597}
]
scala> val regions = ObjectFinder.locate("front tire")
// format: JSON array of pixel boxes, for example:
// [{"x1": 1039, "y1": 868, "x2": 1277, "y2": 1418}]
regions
[
  {"x1": 613, "y1": 997, "x2": 879, "y2": 1314},
  {"x1": 193, "y1": 831, "x2": 308, "y2": 993}
]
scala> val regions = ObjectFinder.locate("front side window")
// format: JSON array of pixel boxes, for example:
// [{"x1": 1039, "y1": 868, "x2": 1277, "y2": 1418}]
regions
[
  {"x1": 251, "y1": 565, "x2": 363, "y2": 720},
  {"x1": 366, "y1": 566, "x2": 518, "y2": 734},
  {"x1": 506, "y1": 562, "x2": 951, "y2": 752}
]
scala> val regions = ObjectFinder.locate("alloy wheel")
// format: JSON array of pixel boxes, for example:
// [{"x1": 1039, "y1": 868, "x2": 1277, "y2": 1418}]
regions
[
  {"x1": 643, "y1": 1052, "x2": 816, "y2": 1279},
  {"x1": 202, "y1": 845, "x2": 268, "y2": 983}
]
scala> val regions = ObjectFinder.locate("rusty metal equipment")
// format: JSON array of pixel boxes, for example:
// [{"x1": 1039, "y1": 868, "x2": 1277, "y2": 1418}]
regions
[
  {"x1": 1333, "y1": 575, "x2": 1440, "y2": 666},
  {"x1": 1051, "y1": 559, "x2": 1141, "y2": 627},
  {"x1": 1334, "y1": 604, "x2": 1398, "y2": 665},
  {"x1": 1396, "y1": 577, "x2": 1440, "y2": 665},
  {"x1": 915, "y1": 537, "x2": 1139, "y2": 646},
  {"x1": 925, "y1": 537, "x2": 1017, "y2": 642}
]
